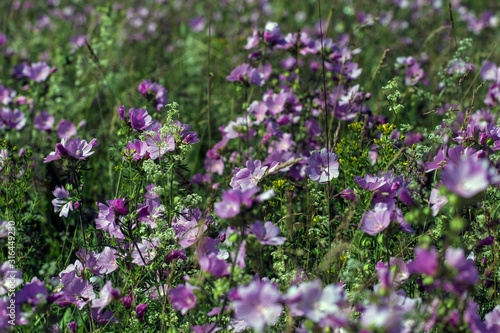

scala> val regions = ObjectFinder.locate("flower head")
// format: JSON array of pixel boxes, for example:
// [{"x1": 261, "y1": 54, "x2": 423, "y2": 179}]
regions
[
  {"x1": 52, "y1": 185, "x2": 73, "y2": 217},
  {"x1": 306, "y1": 148, "x2": 339, "y2": 183},
  {"x1": 442, "y1": 158, "x2": 499, "y2": 198},
  {"x1": 231, "y1": 278, "x2": 283, "y2": 332},
  {"x1": 250, "y1": 221, "x2": 286, "y2": 245},
  {"x1": 44, "y1": 137, "x2": 98, "y2": 163}
]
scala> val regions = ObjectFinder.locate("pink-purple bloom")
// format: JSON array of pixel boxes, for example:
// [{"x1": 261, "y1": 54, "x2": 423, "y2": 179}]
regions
[
  {"x1": 52, "y1": 186, "x2": 73, "y2": 217},
  {"x1": 0, "y1": 108, "x2": 26, "y2": 130},
  {"x1": 306, "y1": 148, "x2": 339, "y2": 183},
  {"x1": 137, "y1": 80, "x2": 168, "y2": 111},
  {"x1": 230, "y1": 160, "x2": 268, "y2": 189},
  {"x1": 44, "y1": 137, "x2": 98, "y2": 163},
  {"x1": 34, "y1": 111, "x2": 54, "y2": 131},
  {"x1": 441, "y1": 158, "x2": 499, "y2": 198},
  {"x1": 169, "y1": 282, "x2": 198, "y2": 315},
  {"x1": 92, "y1": 281, "x2": 119, "y2": 313},
  {"x1": 231, "y1": 278, "x2": 283, "y2": 332},
  {"x1": 250, "y1": 221, "x2": 286, "y2": 245},
  {"x1": 57, "y1": 120, "x2": 77, "y2": 139}
]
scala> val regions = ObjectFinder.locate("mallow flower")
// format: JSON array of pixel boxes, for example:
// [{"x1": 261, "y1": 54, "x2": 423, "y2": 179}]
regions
[
  {"x1": 169, "y1": 282, "x2": 199, "y2": 315},
  {"x1": 52, "y1": 185, "x2": 73, "y2": 217},
  {"x1": 231, "y1": 278, "x2": 283, "y2": 332},
  {"x1": 441, "y1": 157, "x2": 500, "y2": 198},
  {"x1": 250, "y1": 221, "x2": 286, "y2": 245},
  {"x1": 306, "y1": 148, "x2": 339, "y2": 183},
  {"x1": 44, "y1": 137, "x2": 98, "y2": 163}
]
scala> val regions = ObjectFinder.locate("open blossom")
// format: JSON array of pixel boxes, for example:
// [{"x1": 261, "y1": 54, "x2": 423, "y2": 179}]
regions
[
  {"x1": 95, "y1": 201, "x2": 125, "y2": 240},
  {"x1": 226, "y1": 63, "x2": 265, "y2": 86},
  {"x1": 21, "y1": 62, "x2": 56, "y2": 82},
  {"x1": 408, "y1": 247, "x2": 438, "y2": 276},
  {"x1": 129, "y1": 108, "x2": 155, "y2": 130},
  {"x1": 306, "y1": 148, "x2": 339, "y2": 183},
  {"x1": 57, "y1": 119, "x2": 77, "y2": 139},
  {"x1": 96, "y1": 247, "x2": 119, "y2": 274},
  {"x1": 441, "y1": 158, "x2": 500, "y2": 198},
  {"x1": 0, "y1": 85, "x2": 16, "y2": 105},
  {"x1": 231, "y1": 278, "x2": 283, "y2": 332},
  {"x1": 360, "y1": 202, "x2": 392, "y2": 235},
  {"x1": 145, "y1": 133, "x2": 175, "y2": 160},
  {"x1": 285, "y1": 280, "x2": 347, "y2": 329},
  {"x1": 230, "y1": 160, "x2": 268, "y2": 189},
  {"x1": 34, "y1": 111, "x2": 54, "y2": 131},
  {"x1": 430, "y1": 188, "x2": 448, "y2": 216},
  {"x1": 63, "y1": 276, "x2": 95, "y2": 310},
  {"x1": 1, "y1": 107, "x2": 26, "y2": 130},
  {"x1": 214, "y1": 187, "x2": 274, "y2": 219},
  {"x1": 52, "y1": 186, "x2": 73, "y2": 217},
  {"x1": 92, "y1": 280, "x2": 119, "y2": 314},
  {"x1": 137, "y1": 80, "x2": 168, "y2": 111},
  {"x1": 250, "y1": 221, "x2": 286, "y2": 245},
  {"x1": 169, "y1": 282, "x2": 199, "y2": 315},
  {"x1": 123, "y1": 139, "x2": 149, "y2": 161},
  {"x1": 44, "y1": 137, "x2": 98, "y2": 163}
]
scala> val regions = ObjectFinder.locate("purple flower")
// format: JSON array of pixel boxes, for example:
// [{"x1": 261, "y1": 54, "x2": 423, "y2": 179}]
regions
[
  {"x1": 360, "y1": 202, "x2": 392, "y2": 235},
  {"x1": 63, "y1": 277, "x2": 95, "y2": 310},
  {"x1": 17, "y1": 277, "x2": 47, "y2": 305},
  {"x1": 227, "y1": 63, "x2": 265, "y2": 86},
  {"x1": 244, "y1": 28, "x2": 259, "y2": 49},
  {"x1": 52, "y1": 185, "x2": 73, "y2": 217},
  {"x1": 44, "y1": 137, "x2": 98, "y2": 163},
  {"x1": 227, "y1": 63, "x2": 250, "y2": 83},
  {"x1": 22, "y1": 62, "x2": 55, "y2": 82},
  {"x1": 441, "y1": 158, "x2": 500, "y2": 198},
  {"x1": 230, "y1": 160, "x2": 268, "y2": 189},
  {"x1": 250, "y1": 221, "x2": 286, "y2": 245},
  {"x1": 57, "y1": 119, "x2": 77, "y2": 139},
  {"x1": 117, "y1": 105, "x2": 126, "y2": 121},
  {"x1": 137, "y1": 198, "x2": 164, "y2": 229},
  {"x1": 286, "y1": 280, "x2": 347, "y2": 329},
  {"x1": 485, "y1": 306, "x2": 500, "y2": 332},
  {"x1": 189, "y1": 17, "x2": 205, "y2": 32},
  {"x1": 68, "y1": 322, "x2": 77, "y2": 333},
  {"x1": 92, "y1": 281, "x2": 118, "y2": 313},
  {"x1": 429, "y1": 188, "x2": 448, "y2": 216},
  {"x1": 0, "y1": 263, "x2": 23, "y2": 295},
  {"x1": 198, "y1": 253, "x2": 231, "y2": 277},
  {"x1": 131, "y1": 239, "x2": 158, "y2": 266},
  {"x1": 123, "y1": 139, "x2": 149, "y2": 161},
  {"x1": 0, "y1": 85, "x2": 16, "y2": 105},
  {"x1": 445, "y1": 247, "x2": 479, "y2": 291},
  {"x1": 169, "y1": 282, "x2": 198, "y2": 315},
  {"x1": 34, "y1": 111, "x2": 54, "y2": 131},
  {"x1": 408, "y1": 247, "x2": 438, "y2": 276},
  {"x1": 306, "y1": 148, "x2": 339, "y2": 183},
  {"x1": 110, "y1": 198, "x2": 128, "y2": 215},
  {"x1": 145, "y1": 133, "x2": 175, "y2": 160},
  {"x1": 95, "y1": 201, "x2": 125, "y2": 240},
  {"x1": 137, "y1": 80, "x2": 168, "y2": 111},
  {"x1": 129, "y1": 108, "x2": 153, "y2": 130},
  {"x1": 89, "y1": 309, "x2": 119, "y2": 325},
  {"x1": 340, "y1": 188, "x2": 356, "y2": 201},
  {"x1": 214, "y1": 187, "x2": 262, "y2": 219},
  {"x1": 191, "y1": 323, "x2": 222, "y2": 333},
  {"x1": 1, "y1": 108, "x2": 26, "y2": 130},
  {"x1": 231, "y1": 278, "x2": 283, "y2": 332},
  {"x1": 263, "y1": 22, "x2": 284, "y2": 45},
  {"x1": 96, "y1": 247, "x2": 119, "y2": 274},
  {"x1": 136, "y1": 303, "x2": 147, "y2": 321}
]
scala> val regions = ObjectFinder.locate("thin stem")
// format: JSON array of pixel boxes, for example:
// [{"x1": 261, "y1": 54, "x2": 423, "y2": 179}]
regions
[{"x1": 318, "y1": 0, "x2": 333, "y2": 284}]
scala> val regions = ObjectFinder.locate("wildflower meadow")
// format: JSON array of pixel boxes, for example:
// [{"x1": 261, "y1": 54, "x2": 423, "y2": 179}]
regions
[{"x1": 2, "y1": 0, "x2": 500, "y2": 332}]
